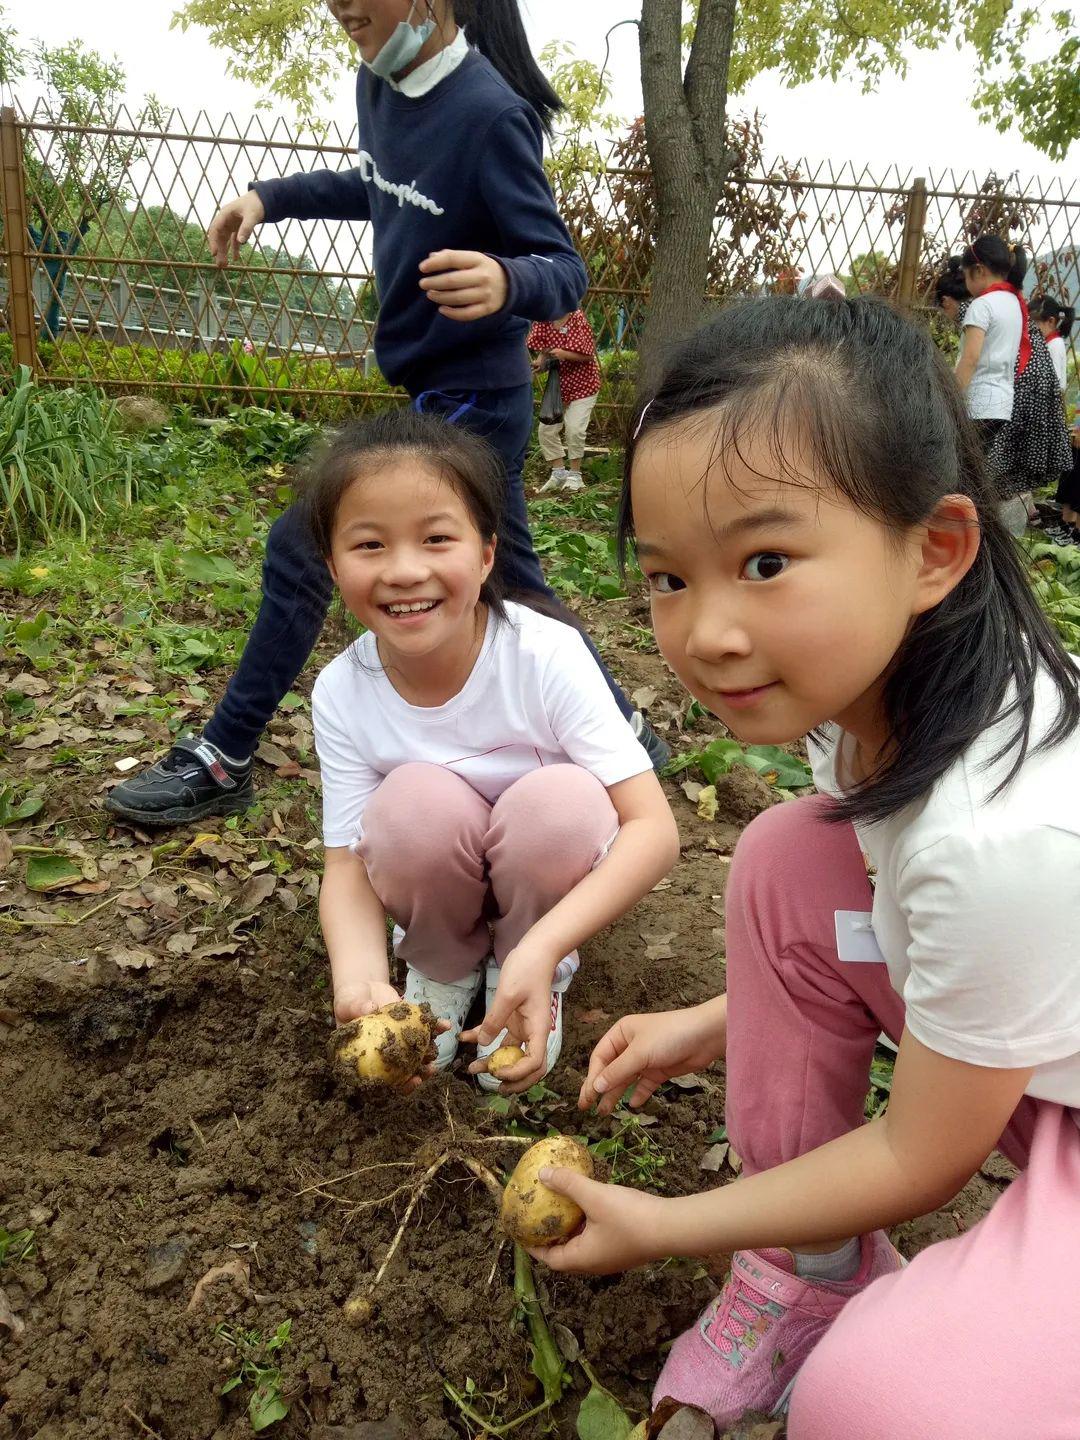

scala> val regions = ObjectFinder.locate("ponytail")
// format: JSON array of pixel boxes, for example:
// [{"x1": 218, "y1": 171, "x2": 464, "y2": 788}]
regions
[
  {"x1": 454, "y1": 0, "x2": 562, "y2": 135},
  {"x1": 1032, "y1": 294, "x2": 1075, "y2": 339},
  {"x1": 962, "y1": 234, "x2": 1028, "y2": 287}
]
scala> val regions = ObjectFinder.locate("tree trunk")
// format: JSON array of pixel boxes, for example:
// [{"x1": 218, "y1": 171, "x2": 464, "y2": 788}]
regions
[{"x1": 638, "y1": 0, "x2": 737, "y2": 385}]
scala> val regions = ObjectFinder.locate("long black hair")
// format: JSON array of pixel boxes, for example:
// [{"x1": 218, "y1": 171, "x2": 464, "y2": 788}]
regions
[
  {"x1": 619, "y1": 296, "x2": 1080, "y2": 826},
  {"x1": 1031, "y1": 294, "x2": 1076, "y2": 339},
  {"x1": 961, "y1": 234, "x2": 1029, "y2": 288},
  {"x1": 447, "y1": 0, "x2": 562, "y2": 136},
  {"x1": 302, "y1": 406, "x2": 511, "y2": 623}
]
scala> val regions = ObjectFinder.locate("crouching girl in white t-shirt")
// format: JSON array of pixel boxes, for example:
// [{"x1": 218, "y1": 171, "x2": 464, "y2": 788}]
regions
[
  {"x1": 307, "y1": 408, "x2": 679, "y2": 1093},
  {"x1": 528, "y1": 297, "x2": 1080, "y2": 1437}
]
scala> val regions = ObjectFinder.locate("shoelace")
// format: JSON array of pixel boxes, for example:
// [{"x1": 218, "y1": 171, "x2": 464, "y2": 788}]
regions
[{"x1": 711, "y1": 1276, "x2": 782, "y2": 1357}]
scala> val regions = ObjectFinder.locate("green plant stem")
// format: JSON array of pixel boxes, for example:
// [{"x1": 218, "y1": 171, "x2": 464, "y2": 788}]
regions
[
  {"x1": 441, "y1": 1382, "x2": 553, "y2": 1437},
  {"x1": 513, "y1": 1244, "x2": 565, "y2": 1404}
]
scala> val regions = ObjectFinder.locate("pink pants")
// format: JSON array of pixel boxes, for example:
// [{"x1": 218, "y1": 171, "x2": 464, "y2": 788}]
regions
[
  {"x1": 359, "y1": 762, "x2": 619, "y2": 982},
  {"x1": 727, "y1": 795, "x2": 1080, "y2": 1439}
]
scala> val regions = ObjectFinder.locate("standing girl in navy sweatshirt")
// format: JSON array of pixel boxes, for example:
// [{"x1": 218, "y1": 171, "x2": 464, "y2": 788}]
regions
[{"x1": 107, "y1": 0, "x2": 665, "y2": 829}]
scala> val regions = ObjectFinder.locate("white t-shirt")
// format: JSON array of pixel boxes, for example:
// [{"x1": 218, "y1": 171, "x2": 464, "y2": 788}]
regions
[
  {"x1": 810, "y1": 660, "x2": 1080, "y2": 1108},
  {"x1": 312, "y1": 601, "x2": 652, "y2": 847},
  {"x1": 962, "y1": 290, "x2": 1023, "y2": 421},
  {"x1": 1047, "y1": 334, "x2": 1067, "y2": 392}
]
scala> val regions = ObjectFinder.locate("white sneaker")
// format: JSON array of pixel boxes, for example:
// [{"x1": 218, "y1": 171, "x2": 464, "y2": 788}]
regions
[
  {"x1": 561, "y1": 472, "x2": 586, "y2": 492},
  {"x1": 538, "y1": 468, "x2": 569, "y2": 493},
  {"x1": 474, "y1": 955, "x2": 577, "y2": 1092},
  {"x1": 404, "y1": 964, "x2": 483, "y2": 1070}
]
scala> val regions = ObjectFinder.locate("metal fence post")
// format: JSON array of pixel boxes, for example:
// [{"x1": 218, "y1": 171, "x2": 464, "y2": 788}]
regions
[
  {"x1": 896, "y1": 175, "x2": 929, "y2": 308},
  {"x1": 0, "y1": 105, "x2": 38, "y2": 371}
]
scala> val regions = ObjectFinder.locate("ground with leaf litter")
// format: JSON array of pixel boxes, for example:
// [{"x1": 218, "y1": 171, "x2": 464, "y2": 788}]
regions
[{"x1": 0, "y1": 440, "x2": 1012, "y2": 1439}]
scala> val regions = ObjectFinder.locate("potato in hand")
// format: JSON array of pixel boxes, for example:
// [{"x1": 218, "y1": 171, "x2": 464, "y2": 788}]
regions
[
  {"x1": 501, "y1": 1136, "x2": 596, "y2": 1247},
  {"x1": 330, "y1": 1001, "x2": 438, "y2": 1089}
]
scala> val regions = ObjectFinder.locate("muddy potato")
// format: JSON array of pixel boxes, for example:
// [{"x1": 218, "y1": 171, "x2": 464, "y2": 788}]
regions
[
  {"x1": 501, "y1": 1135, "x2": 595, "y2": 1246},
  {"x1": 330, "y1": 1001, "x2": 438, "y2": 1089},
  {"x1": 486, "y1": 1044, "x2": 526, "y2": 1081}
]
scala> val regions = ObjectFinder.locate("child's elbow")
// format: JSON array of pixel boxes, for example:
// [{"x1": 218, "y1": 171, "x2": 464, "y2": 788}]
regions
[{"x1": 658, "y1": 809, "x2": 682, "y2": 873}]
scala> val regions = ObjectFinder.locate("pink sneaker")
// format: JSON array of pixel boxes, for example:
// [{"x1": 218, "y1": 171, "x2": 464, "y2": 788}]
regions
[{"x1": 653, "y1": 1231, "x2": 903, "y2": 1429}]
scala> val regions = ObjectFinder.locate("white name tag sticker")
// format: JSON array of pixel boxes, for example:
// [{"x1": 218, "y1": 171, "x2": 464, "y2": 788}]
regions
[{"x1": 834, "y1": 910, "x2": 887, "y2": 964}]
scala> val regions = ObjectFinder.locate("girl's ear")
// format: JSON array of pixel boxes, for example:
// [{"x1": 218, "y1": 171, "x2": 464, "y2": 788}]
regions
[
  {"x1": 911, "y1": 495, "x2": 980, "y2": 616},
  {"x1": 480, "y1": 533, "x2": 497, "y2": 584},
  {"x1": 326, "y1": 553, "x2": 340, "y2": 586}
]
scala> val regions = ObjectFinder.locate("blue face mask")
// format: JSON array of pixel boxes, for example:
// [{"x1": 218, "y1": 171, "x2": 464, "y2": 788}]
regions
[{"x1": 364, "y1": 3, "x2": 436, "y2": 80}]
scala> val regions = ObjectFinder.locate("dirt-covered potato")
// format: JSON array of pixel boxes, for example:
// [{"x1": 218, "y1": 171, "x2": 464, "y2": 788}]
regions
[
  {"x1": 486, "y1": 1044, "x2": 526, "y2": 1080},
  {"x1": 500, "y1": 1135, "x2": 595, "y2": 1247},
  {"x1": 330, "y1": 1001, "x2": 438, "y2": 1089}
]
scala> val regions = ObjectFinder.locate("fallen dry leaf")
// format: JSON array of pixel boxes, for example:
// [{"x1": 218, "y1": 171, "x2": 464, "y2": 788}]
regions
[
  {"x1": 183, "y1": 876, "x2": 218, "y2": 904},
  {"x1": 108, "y1": 946, "x2": 158, "y2": 971},
  {"x1": 10, "y1": 672, "x2": 51, "y2": 697},
  {"x1": 70, "y1": 880, "x2": 111, "y2": 896},
  {"x1": 641, "y1": 929, "x2": 677, "y2": 962},
  {"x1": 18, "y1": 721, "x2": 61, "y2": 750},
  {"x1": 681, "y1": 780, "x2": 703, "y2": 803},
  {"x1": 193, "y1": 940, "x2": 242, "y2": 960},
  {"x1": 236, "y1": 873, "x2": 277, "y2": 911},
  {"x1": 700, "y1": 1142, "x2": 728, "y2": 1172},
  {"x1": 631, "y1": 684, "x2": 659, "y2": 711},
  {"x1": 255, "y1": 740, "x2": 291, "y2": 768},
  {"x1": 696, "y1": 785, "x2": 718, "y2": 822},
  {"x1": 166, "y1": 931, "x2": 198, "y2": 956},
  {"x1": 275, "y1": 761, "x2": 301, "y2": 779},
  {"x1": 0, "y1": 833, "x2": 13, "y2": 871},
  {"x1": 113, "y1": 757, "x2": 140, "y2": 773},
  {"x1": 186, "y1": 1257, "x2": 251, "y2": 1313}
]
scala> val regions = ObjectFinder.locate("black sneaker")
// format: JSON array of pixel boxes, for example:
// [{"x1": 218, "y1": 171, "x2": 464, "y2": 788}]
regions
[
  {"x1": 631, "y1": 711, "x2": 671, "y2": 772},
  {"x1": 104, "y1": 736, "x2": 254, "y2": 827}
]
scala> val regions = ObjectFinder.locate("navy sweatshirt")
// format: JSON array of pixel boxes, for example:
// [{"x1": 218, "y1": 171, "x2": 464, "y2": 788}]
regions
[{"x1": 253, "y1": 49, "x2": 588, "y2": 394}]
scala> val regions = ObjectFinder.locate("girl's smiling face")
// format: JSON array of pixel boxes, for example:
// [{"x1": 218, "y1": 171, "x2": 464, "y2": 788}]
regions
[
  {"x1": 630, "y1": 419, "x2": 928, "y2": 756},
  {"x1": 328, "y1": 460, "x2": 495, "y2": 674}
]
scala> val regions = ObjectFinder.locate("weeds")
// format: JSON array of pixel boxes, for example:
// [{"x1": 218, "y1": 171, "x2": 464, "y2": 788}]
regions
[
  {"x1": 214, "y1": 1319, "x2": 292, "y2": 1432},
  {"x1": 589, "y1": 1111, "x2": 667, "y2": 1190},
  {"x1": 0, "y1": 1227, "x2": 35, "y2": 1266},
  {"x1": 0, "y1": 369, "x2": 137, "y2": 550}
]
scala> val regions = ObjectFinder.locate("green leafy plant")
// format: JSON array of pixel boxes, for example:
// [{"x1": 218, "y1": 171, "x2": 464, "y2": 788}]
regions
[
  {"x1": 215, "y1": 1320, "x2": 292, "y2": 1432},
  {"x1": 665, "y1": 736, "x2": 813, "y2": 791},
  {"x1": 589, "y1": 1112, "x2": 667, "y2": 1190}
]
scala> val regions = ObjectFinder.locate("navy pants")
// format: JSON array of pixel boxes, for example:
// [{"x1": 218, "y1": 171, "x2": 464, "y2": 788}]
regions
[{"x1": 204, "y1": 383, "x2": 631, "y2": 758}]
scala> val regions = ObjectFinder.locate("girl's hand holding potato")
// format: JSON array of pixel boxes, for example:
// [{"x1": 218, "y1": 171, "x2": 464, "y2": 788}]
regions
[
  {"x1": 463, "y1": 941, "x2": 558, "y2": 1093},
  {"x1": 334, "y1": 979, "x2": 403, "y2": 1025},
  {"x1": 525, "y1": 1167, "x2": 665, "y2": 1275},
  {"x1": 580, "y1": 997, "x2": 729, "y2": 1117}
]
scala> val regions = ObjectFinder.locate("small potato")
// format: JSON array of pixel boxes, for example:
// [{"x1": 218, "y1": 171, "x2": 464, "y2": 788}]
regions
[
  {"x1": 501, "y1": 1135, "x2": 595, "y2": 1247},
  {"x1": 342, "y1": 1294, "x2": 374, "y2": 1328},
  {"x1": 330, "y1": 1001, "x2": 438, "y2": 1089},
  {"x1": 486, "y1": 1044, "x2": 526, "y2": 1080}
]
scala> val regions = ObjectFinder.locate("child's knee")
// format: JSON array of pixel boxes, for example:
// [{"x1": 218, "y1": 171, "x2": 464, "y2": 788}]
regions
[
  {"x1": 489, "y1": 765, "x2": 617, "y2": 871},
  {"x1": 729, "y1": 794, "x2": 856, "y2": 901},
  {"x1": 364, "y1": 763, "x2": 484, "y2": 864}
]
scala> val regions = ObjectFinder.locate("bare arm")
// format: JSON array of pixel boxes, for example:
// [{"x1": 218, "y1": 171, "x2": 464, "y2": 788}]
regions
[
  {"x1": 319, "y1": 846, "x2": 397, "y2": 1021},
  {"x1": 538, "y1": 1029, "x2": 1034, "y2": 1274},
  {"x1": 464, "y1": 771, "x2": 680, "y2": 1089},
  {"x1": 954, "y1": 325, "x2": 986, "y2": 393},
  {"x1": 521, "y1": 771, "x2": 679, "y2": 963}
]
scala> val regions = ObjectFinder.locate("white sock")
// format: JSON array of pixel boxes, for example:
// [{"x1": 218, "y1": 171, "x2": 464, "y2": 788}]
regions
[{"x1": 793, "y1": 1237, "x2": 861, "y2": 1283}]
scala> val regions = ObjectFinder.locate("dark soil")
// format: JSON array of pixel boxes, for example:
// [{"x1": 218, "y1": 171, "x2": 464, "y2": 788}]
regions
[{"x1": 0, "y1": 520, "x2": 1013, "y2": 1440}]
